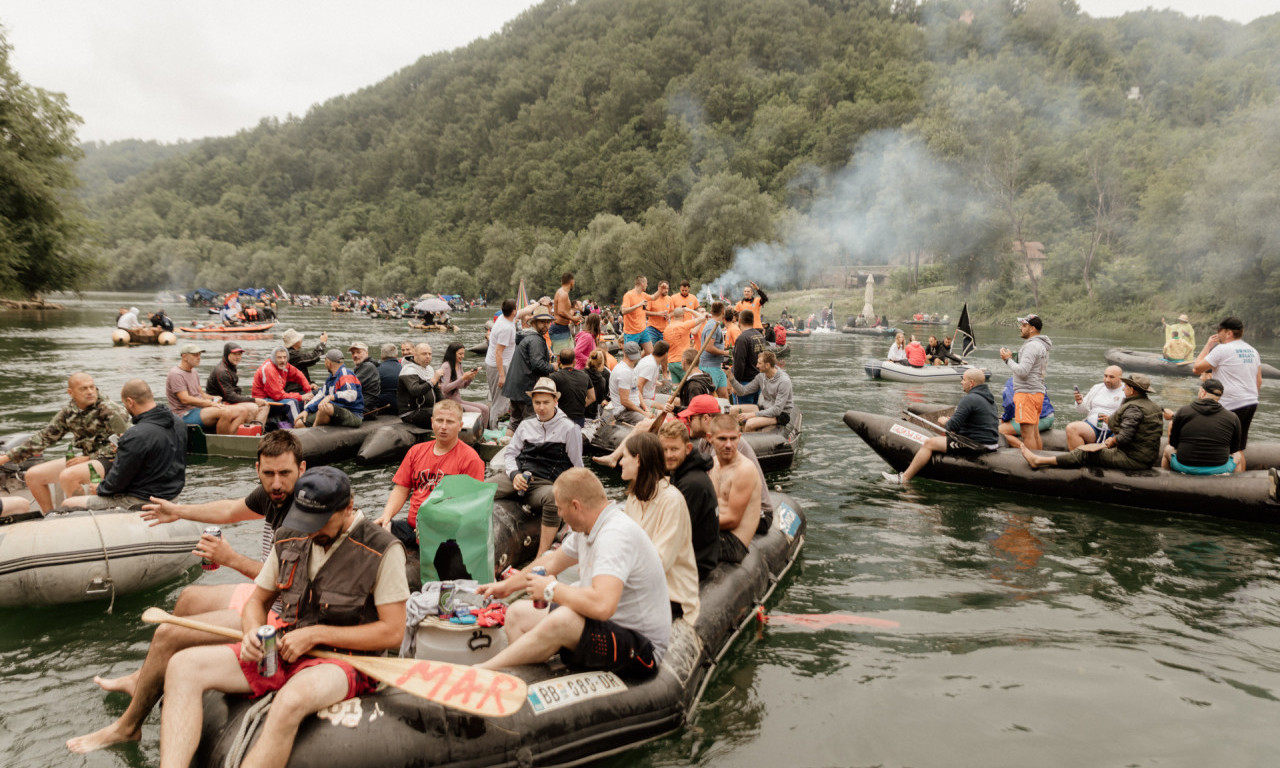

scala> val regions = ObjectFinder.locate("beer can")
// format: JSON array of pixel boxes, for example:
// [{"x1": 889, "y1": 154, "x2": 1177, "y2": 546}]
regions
[
  {"x1": 438, "y1": 581, "x2": 455, "y2": 616},
  {"x1": 201, "y1": 527, "x2": 222, "y2": 571},
  {"x1": 531, "y1": 566, "x2": 548, "y2": 609},
  {"x1": 520, "y1": 470, "x2": 532, "y2": 493},
  {"x1": 500, "y1": 566, "x2": 519, "y2": 580},
  {"x1": 257, "y1": 625, "x2": 278, "y2": 678}
]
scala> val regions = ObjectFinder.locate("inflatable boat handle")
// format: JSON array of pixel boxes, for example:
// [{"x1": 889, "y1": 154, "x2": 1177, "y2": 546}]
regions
[{"x1": 140, "y1": 608, "x2": 528, "y2": 717}]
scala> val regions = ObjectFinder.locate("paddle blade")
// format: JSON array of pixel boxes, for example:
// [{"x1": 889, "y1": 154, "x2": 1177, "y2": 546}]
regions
[
  {"x1": 767, "y1": 613, "x2": 900, "y2": 629},
  {"x1": 314, "y1": 652, "x2": 527, "y2": 718}
]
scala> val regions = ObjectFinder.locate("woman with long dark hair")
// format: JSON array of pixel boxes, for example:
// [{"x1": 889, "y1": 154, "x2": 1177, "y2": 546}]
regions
[
  {"x1": 574, "y1": 313, "x2": 602, "y2": 370},
  {"x1": 618, "y1": 432, "x2": 699, "y2": 621},
  {"x1": 437, "y1": 341, "x2": 490, "y2": 428}
]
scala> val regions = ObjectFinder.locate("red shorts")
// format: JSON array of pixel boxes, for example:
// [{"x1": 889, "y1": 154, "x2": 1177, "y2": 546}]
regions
[
  {"x1": 233, "y1": 643, "x2": 379, "y2": 699},
  {"x1": 1012, "y1": 392, "x2": 1044, "y2": 425},
  {"x1": 229, "y1": 583, "x2": 287, "y2": 629}
]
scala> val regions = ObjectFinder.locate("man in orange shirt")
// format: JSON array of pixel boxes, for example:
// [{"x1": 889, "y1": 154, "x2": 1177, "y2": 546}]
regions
[
  {"x1": 734, "y1": 281, "x2": 768, "y2": 330},
  {"x1": 663, "y1": 308, "x2": 708, "y2": 384},
  {"x1": 670, "y1": 280, "x2": 700, "y2": 313},
  {"x1": 724, "y1": 308, "x2": 742, "y2": 353},
  {"x1": 644, "y1": 281, "x2": 674, "y2": 352},
  {"x1": 621, "y1": 275, "x2": 652, "y2": 354}
]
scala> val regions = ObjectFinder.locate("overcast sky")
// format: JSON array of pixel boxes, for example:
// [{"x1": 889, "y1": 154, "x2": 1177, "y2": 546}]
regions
[{"x1": 3, "y1": 0, "x2": 1277, "y2": 145}]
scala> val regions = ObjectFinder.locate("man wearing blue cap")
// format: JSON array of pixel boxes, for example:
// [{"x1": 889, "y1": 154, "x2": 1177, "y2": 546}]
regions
[{"x1": 159, "y1": 467, "x2": 408, "y2": 768}]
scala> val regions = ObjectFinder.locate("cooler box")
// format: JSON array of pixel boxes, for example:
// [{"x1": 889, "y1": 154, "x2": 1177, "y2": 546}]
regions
[{"x1": 413, "y1": 615, "x2": 508, "y2": 663}]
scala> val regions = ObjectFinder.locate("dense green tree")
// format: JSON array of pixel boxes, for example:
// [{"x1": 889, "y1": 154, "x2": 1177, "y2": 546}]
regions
[{"x1": 0, "y1": 29, "x2": 93, "y2": 298}]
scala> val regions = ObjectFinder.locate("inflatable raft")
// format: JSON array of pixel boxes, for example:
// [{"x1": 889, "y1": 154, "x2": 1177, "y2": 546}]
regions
[
  {"x1": 408, "y1": 322, "x2": 460, "y2": 333},
  {"x1": 904, "y1": 402, "x2": 1280, "y2": 470},
  {"x1": 1103, "y1": 348, "x2": 1280, "y2": 380},
  {"x1": 0, "y1": 510, "x2": 201, "y2": 606},
  {"x1": 864, "y1": 360, "x2": 990, "y2": 383},
  {"x1": 111, "y1": 329, "x2": 177, "y2": 346},
  {"x1": 585, "y1": 413, "x2": 801, "y2": 473},
  {"x1": 845, "y1": 409, "x2": 1280, "y2": 523},
  {"x1": 193, "y1": 492, "x2": 806, "y2": 768},
  {"x1": 178, "y1": 322, "x2": 277, "y2": 334},
  {"x1": 185, "y1": 412, "x2": 483, "y2": 465},
  {"x1": 841, "y1": 326, "x2": 898, "y2": 336}
]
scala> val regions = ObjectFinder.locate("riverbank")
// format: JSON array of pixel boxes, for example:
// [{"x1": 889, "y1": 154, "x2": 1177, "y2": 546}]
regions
[{"x1": 761, "y1": 285, "x2": 1207, "y2": 337}]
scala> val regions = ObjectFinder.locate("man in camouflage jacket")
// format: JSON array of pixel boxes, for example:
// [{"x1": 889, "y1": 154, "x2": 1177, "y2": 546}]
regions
[{"x1": 0, "y1": 372, "x2": 129, "y2": 512}]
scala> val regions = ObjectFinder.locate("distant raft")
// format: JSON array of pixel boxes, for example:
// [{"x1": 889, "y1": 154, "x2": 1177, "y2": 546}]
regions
[
  {"x1": 178, "y1": 322, "x2": 277, "y2": 334},
  {"x1": 864, "y1": 360, "x2": 990, "y2": 383},
  {"x1": 1104, "y1": 348, "x2": 1280, "y2": 380},
  {"x1": 845, "y1": 409, "x2": 1280, "y2": 524},
  {"x1": 0, "y1": 510, "x2": 201, "y2": 607},
  {"x1": 841, "y1": 326, "x2": 898, "y2": 336},
  {"x1": 111, "y1": 329, "x2": 177, "y2": 346}
]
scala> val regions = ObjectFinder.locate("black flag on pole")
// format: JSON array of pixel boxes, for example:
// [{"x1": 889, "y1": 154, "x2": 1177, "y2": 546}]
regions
[{"x1": 953, "y1": 304, "x2": 976, "y2": 359}]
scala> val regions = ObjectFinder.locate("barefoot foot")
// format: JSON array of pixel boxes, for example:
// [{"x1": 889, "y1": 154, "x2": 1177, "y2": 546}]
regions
[
  {"x1": 591, "y1": 455, "x2": 618, "y2": 468},
  {"x1": 67, "y1": 722, "x2": 141, "y2": 754},
  {"x1": 93, "y1": 672, "x2": 138, "y2": 697}
]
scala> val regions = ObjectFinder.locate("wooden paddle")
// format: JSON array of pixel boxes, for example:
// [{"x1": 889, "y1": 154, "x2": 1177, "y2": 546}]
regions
[
  {"x1": 903, "y1": 410, "x2": 986, "y2": 452},
  {"x1": 140, "y1": 608, "x2": 527, "y2": 717}
]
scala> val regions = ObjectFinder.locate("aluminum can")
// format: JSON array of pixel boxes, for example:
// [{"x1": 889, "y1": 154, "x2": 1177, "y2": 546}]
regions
[
  {"x1": 531, "y1": 566, "x2": 548, "y2": 609},
  {"x1": 520, "y1": 470, "x2": 532, "y2": 493},
  {"x1": 257, "y1": 625, "x2": 278, "y2": 677},
  {"x1": 201, "y1": 527, "x2": 222, "y2": 571},
  {"x1": 438, "y1": 581, "x2": 455, "y2": 616},
  {"x1": 500, "y1": 566, "x2": 519, "y2": 580}
]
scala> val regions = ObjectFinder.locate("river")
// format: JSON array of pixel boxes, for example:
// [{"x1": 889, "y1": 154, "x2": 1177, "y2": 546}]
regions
[{"x1": 2, "y1": 293, "x2": 1279, "y2": 767}]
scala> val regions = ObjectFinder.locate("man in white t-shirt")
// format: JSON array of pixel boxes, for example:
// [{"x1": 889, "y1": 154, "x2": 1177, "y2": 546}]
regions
[
  {"x1": 1194, "y1": 316, "x2": 1262, "y2": 447},
  {"x1": 633, "y1": 341, "x2": 669, "y2": 408},
  {"x1": 485, "y1": 299, "x2": 518, "y2": 429},
  {"x1": 1066, "y1": 365, "x2": 1127, "y2": 449},
  {"x1": 609, "y1": 341, "x2": 648, "y2": 425},
  {"x1": 478, "y1": 468, "x2": 669, "y2": 679}
]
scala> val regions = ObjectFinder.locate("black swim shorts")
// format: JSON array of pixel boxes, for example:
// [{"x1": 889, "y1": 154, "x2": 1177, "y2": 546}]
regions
[{"x1": 559, "y1": 616, "x2": 658, "y2": 680}]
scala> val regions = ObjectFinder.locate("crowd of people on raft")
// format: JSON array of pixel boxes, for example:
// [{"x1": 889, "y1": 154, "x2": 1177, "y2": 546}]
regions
[
  {"x1": 0, "y1": 273, "x2": 792, "y2": 763},
  {"x1": 885, "y1": 313, "x2": 1275, "y2": 491}
]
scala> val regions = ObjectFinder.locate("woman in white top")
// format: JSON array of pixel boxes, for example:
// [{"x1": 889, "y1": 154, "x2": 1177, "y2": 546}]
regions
[
  {"x1": 887, "y1": 331, "x2": 907, "y2": 363},
  {"x1": 618, "y1": 431, "x2": 699, "y2": 622}
]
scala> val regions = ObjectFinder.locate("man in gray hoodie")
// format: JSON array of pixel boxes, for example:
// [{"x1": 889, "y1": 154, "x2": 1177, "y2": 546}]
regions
[{"x1": 999, "y1": 313, "x2": 1052, "y2": 451}]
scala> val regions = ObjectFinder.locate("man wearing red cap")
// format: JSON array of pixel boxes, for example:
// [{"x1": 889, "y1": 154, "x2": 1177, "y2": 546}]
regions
[{"x1": 678, "y1": 394, "x2": 773, "y2": 531}]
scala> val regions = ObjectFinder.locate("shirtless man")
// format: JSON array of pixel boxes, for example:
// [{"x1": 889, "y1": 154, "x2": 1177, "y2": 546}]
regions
[
  {"x1": 550, "y1": 272, "x2": 581, "y2": 354},
  {"x1": 707, "y1": 414, "x2": 760, "y2": 566}
]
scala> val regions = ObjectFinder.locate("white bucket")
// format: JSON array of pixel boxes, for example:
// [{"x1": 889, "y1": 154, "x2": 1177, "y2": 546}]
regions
[{"x1": 413, "y1": 616, "x2": 508, "y2": 664}]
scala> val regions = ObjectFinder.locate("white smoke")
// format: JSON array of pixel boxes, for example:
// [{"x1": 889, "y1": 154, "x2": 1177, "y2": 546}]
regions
[{"x1": 705, "y1": 130, "x2": 982, "y2": 296}]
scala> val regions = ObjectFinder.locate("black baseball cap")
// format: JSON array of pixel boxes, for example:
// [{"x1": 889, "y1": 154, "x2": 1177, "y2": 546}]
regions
[{"x1": 282, "y1": 467, "x2": 352, "y2": 533}]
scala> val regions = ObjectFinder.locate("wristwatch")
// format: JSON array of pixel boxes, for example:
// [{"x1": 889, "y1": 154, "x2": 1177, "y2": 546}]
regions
[{"x1": 543, "y1": 579, "x2": 557, "y2": 604}]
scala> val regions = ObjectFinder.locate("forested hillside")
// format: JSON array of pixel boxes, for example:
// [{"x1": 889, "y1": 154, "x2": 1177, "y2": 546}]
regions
[{"x1": 81, "y1": 0, "x2": 1280, "y2": 329}]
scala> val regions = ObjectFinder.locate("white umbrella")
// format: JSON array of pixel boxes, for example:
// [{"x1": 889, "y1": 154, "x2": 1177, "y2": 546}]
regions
[
  {"x1": 861, "y1": 275, "x2": 875, "y2": 319},
  {"x1": 415, "y1": 298, "x2": 451, "y2": 313}
]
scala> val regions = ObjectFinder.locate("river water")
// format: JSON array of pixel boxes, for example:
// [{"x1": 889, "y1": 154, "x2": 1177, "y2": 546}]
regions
[{"x1": 3, "y1": 293, "x2": 1280, "y2": 768}]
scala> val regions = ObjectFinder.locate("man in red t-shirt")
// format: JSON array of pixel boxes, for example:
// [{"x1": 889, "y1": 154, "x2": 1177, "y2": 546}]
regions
[{"x1": 375, "y1": 400, "x2": 485, "y2": 551}]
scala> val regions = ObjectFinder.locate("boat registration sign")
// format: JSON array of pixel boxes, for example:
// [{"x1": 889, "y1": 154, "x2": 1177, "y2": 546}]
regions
[
  {"x1": 775, "y1": 501, "x2": 801, "y2": 541},
  {"x1": 890, "y1": 424, "x2": 928, "y2": 445},
  {"x1": 527, "y1": 671, "x2": 626, "y2": 714}
]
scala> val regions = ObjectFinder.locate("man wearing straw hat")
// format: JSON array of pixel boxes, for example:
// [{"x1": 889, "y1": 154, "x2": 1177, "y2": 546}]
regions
[
  {"x1": 492, "y1": 377, "x2": 583, "y2": 558},
  {"x1": 1021, "y1": 373, "x2": 1164, "y2": 471}
]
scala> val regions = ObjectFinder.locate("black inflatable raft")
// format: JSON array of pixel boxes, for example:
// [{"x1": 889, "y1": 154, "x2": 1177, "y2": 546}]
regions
[
  {"x1": 846, "y1": 410, "x2": 1280, "y2": 523},
  {"x1": 1104, "y1": 348, "x2": 1280, "y2": 380},
  {"x1": 840, "y1": 326, "x2": 898, "y2": 336},
  {"x1": 585, "y1": 415, "x2": 801, "y2": 472},
  {"x1": 903, "y1": 402, "x2": 1280, "y2": 469},
  {"x1": 192, "y1": 493, "x2": 806, "y2": 768}
]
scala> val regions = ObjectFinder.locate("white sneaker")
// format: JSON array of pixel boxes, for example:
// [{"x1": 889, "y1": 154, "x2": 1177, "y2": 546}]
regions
[{"x1": 881, "y1": 471, "x2": 903, "y2": 485}]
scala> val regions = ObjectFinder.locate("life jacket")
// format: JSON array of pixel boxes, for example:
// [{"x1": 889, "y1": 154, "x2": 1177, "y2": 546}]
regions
[{"x1": 273, "y1": 515, "x2": 397, "y2": 633}]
